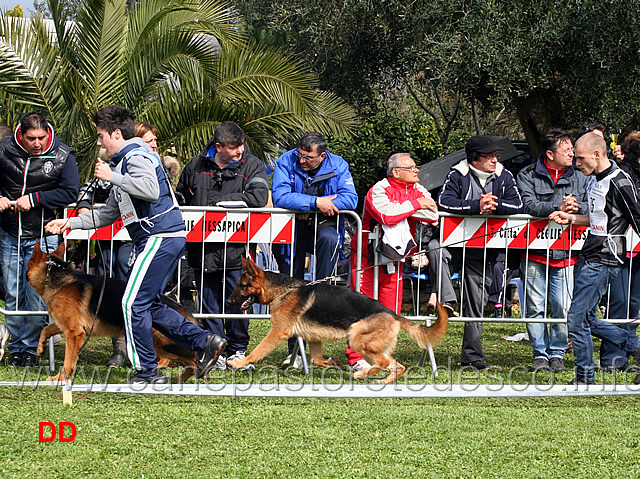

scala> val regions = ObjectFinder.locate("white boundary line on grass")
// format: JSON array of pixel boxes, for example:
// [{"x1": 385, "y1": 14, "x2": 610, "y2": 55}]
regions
[{"x1": 2, "y1": 382, "x2": 640, "y2": 398}]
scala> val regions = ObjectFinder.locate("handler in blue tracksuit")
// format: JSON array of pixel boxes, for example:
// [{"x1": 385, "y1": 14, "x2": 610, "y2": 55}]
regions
[{"x1": 46, "y1": 106, "x2": 226, "y2": 384}]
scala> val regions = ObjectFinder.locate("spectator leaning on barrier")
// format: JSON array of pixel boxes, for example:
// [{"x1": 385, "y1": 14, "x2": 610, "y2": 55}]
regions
[
  {"x1": 516, "y1": 128, "x2": 588, "y2": 373},
  {"x1": 345, "y1": 153, "x2": 439, "y2": 370},
  {"x1": 438, "y1": 135, "x2": 523, "y2": 371},
  {"x1": 46, "y1": 105, "x2": 227, "y2": 384},
  {"x1": 176, "y1": 121, "x2": 268, "y2": 371},
  {"x1": 0, "y1": 112, "x2": 79, "y2": 368},
  {"x1": 0, "y1": 123, "x2": 14, "y2": 304},
  {"x1": 550, "y1": 132, "x2": 640, "y2": 385},
  {"x1": 596, "y1": 131, "x2": 640, "y2": 373},
  {"x1": 272, "y1": 132, "x2": 358, "y2": 368}
]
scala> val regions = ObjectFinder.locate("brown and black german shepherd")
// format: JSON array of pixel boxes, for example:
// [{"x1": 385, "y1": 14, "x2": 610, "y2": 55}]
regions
[
  {"x1": 27, "y1": 241, "x2": 198, "y2": 382},
  {"x1": 227, "y1": 257, "x2": 452, "y2": 383}
]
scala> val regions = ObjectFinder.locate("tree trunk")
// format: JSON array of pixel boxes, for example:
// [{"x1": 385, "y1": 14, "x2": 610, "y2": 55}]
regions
[{"x1": 512, "y1": 89, "x2": 566, "y2": 159}]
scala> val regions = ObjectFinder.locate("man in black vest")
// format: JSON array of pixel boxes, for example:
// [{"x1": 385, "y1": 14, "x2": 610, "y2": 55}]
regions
[
  {"x1": 177, "y1": 121, "x2": 269, "y2": 371},
  {"x1": 0, "y1": 112, "x2": 79, "y2": 367}
]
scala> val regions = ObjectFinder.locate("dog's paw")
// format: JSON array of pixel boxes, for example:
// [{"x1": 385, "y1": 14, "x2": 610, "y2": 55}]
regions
[
  {"x1": 227, "y1": 359, "x2": 249, "y2": 369},
  {"x1": 45, "y1": 373, "x2": 67, "y2": 382},
  {"x1": 352, "y1": 369, "x2": 369, "y2": 380},
  {"x1": 313, "y1": 358, "x2": 342, "y2": 368}
]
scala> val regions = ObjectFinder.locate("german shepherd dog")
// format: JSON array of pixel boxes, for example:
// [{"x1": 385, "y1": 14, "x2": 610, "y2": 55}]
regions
[
  {"x1": 227, "y1": 257, "x2": 452, "y2": 383},
  {"x1": 27, "y1": 241, "x2": 198, "y2": 382}
]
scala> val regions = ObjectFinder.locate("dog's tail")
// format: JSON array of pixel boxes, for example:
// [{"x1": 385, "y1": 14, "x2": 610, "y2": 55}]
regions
[{"x1": 397, "y1": 302, "x2": 452, "y2": 349}]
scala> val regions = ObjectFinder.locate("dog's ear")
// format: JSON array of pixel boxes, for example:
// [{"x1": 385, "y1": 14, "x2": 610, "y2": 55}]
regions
[
  {"x1": 243, "y1": 256, "x2": 261, "y2": 278},
  {"x1": 33, "y1": 240, "x2": 43, "y2": 256}
]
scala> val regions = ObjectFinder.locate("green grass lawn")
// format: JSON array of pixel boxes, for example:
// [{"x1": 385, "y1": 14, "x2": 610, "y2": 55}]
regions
[{"x1": 2, "y1": 311, "x2": 640, "y2": 478}]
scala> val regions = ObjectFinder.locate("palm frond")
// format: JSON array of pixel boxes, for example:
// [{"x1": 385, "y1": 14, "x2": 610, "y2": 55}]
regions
[
  {"x1": 0, "y1": 16, "x2": 66, "y2": 120},
  {"x1": 73, "y1": 0, "x2": 128, "y2": 109}
]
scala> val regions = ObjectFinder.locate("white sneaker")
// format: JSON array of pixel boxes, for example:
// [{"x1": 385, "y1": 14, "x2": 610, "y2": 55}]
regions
[
  {"x1": 0, "y1": 323, "x2": 9, "y2": 361},
  {"x1": 227, "y1": 350, "x2": 255, "y2": 371},
  {"x1": 212, "y1": 354, "x2": 227, "y2": 370},
  {"x1": 52, "y1": 334, "x2": 63, "y2": 345},
  {"x1": 350, "y1": 359, "x2": 371, "y2": 372},
  {"x1": 281, "y1": 353, "x2": 303, "y2": 370}
]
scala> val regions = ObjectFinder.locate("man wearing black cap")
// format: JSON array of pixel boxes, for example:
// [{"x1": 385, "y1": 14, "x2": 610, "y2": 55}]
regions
[{"x1": 438, "y1": 135, "x2": 522, "y2": 370}]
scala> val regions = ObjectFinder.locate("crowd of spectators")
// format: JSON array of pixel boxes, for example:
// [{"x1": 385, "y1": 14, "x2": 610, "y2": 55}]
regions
[{"x1": 2, "y1": 110, "x2": 640, "y2": 385}]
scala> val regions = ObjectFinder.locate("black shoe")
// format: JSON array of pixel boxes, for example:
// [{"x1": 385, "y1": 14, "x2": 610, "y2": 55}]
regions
[
  {"x1": 634, "y1": 346, "x2": 640, "y2": 367},
  {"x1": 7, "y1": 351, "x2": 23, "y2": 366},
  {"x1": 22, "y1": 353, "x2": 39, "y2": 367},
  {"x1": 530, "y1": 358, "x2": 550, "y2": 371},
  {"x1": 196, "y1": 334, "x2": 228, "y2": 379},
  {"x1": 568, "y1": 376, "x2": 595, "y2": 385},
  {"x1": 599, "y1": 362, "x2": 638, "y2": 374},
  {"x1": 107, "y1": 352, "x2": 125, "y2": 368},
  {"x1": 129, "y1": 370, "x2": 167, "y2": 385},
  {"x1": 461, "y1": 360, "x2": 491, "y2": 371},
  {"x1": 444, "y1": 302, "x2": 459, "y2": 316},
  {"x1": 107, "y1": 337, "x2": 126, "y2": 368},
  {"x1": 549, "y1": 357, "x2": 566, "y2": 372}
]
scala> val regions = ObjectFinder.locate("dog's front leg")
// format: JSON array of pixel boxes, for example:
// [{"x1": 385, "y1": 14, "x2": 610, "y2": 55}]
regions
[
  {"x1": 47, "y1": 331, "x2": 84, "y2": 382},
  {"x1": 36, "y1": 323, "x2": 62, "y2": 357},
  {"x1": 227, "y1": 327, "x2": 290, "y2": 369}
]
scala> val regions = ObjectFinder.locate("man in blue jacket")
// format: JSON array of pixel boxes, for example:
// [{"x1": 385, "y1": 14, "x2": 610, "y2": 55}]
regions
[
  {"x1": 517, "y1": 128, "x2": 588, "y2": 373},
  {"x1": 438, "y1": 135, "x2": 522, "y2": 370},
  {"x1": 0, "y1": 112, "x2": 79, "y2": 367},
  {"x1": 272, "y1": 132, "x2": 357, "y2": 367},
  {"x1": 272, "y1": 132, "x2": 358, "y2": 280}
]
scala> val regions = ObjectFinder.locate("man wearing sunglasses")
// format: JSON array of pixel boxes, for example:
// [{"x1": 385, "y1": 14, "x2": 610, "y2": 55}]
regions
[{"x1": 272, "y1": 132, "x2": 358, "y2": 368}]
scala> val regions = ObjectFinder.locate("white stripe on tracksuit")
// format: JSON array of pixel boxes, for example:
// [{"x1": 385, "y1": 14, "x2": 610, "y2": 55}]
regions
[{"x1": 122, "y1": 236, "x2": 161, "y2": 371}]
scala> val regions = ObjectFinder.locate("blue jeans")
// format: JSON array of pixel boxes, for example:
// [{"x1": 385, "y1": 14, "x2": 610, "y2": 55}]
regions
[
  {"x1": 293, "y1": 223, "x2": 340, "y2": 281},
  {"x1": 599, "y1": 259, "x2": 640, "y2": 367},
  {"x1": 568, "y1": 261, "x2": 639, "y2": 382},
  {"x1": 0, "y1": 228, "x2": 60, "y2": 354},
  {"x1": 521, "y1": 259, "x2": 571, "y2": 360}
]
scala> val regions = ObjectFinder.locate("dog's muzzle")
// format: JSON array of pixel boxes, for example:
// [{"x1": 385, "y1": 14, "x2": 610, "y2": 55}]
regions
[{"x1": 237, "y1": 294, "x2": 257, "y2": 311}]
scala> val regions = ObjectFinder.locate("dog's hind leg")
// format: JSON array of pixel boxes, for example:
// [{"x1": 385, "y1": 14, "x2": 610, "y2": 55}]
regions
[
  {"x1": 227, "y1": 327, "x2": 290, "y2": 369},
  {"x1": 375, "y1": 358, "x2": 406, "y2": 384},
  {"x1": 309, "y1": 341, "x2": 342, "y2": 368},
  {"x1": 351, "y1": 352, "x2": 405, "y2": 383},
  {"x1": 36, "y1": 323, "x2": 62, "y2": 357},
  {"x1": 172, "y1": 363, "x2": 195, "y2": 383}
]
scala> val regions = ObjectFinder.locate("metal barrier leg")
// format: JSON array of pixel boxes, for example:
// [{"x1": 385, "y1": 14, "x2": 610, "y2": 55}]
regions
[
  {"x1": 48, "y1": 335, "x2": 55, "y2": 372},
  {"x1": 418, "y1": 344, "x2": 439, "y2": 378},
  {"x1": 289, "y1": 336, "x2": 309, "y2": 375},
  {"x1": 418, "y1": 317, "x2": 439, "y2": 377}
]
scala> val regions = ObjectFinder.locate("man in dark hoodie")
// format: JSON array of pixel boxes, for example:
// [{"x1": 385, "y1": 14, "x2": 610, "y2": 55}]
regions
[
  {"x1": 438, "y1": 135, "x2": 523, "y2": 371},
  {"x1": 176, "y1": 121, "x2": 268, "y2": 370},
  {"x1": 0, "y1": 112, "x2": 79, "y2": 367}
]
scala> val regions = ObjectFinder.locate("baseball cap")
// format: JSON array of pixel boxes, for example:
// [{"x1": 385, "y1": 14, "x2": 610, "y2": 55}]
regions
[{"x1": 465, "y1": 135, "x2": 504, "y2": 158}]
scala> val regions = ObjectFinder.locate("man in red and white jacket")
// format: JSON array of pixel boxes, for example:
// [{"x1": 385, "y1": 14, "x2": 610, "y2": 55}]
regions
[{"x1": 346, "y1": 153, "x2": 438, "y2": 370}]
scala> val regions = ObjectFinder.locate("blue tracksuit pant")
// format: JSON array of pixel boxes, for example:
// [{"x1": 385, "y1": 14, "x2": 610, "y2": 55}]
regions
[{"x1": 123, "y1": 236, "x2": 209, "y2": 377}]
